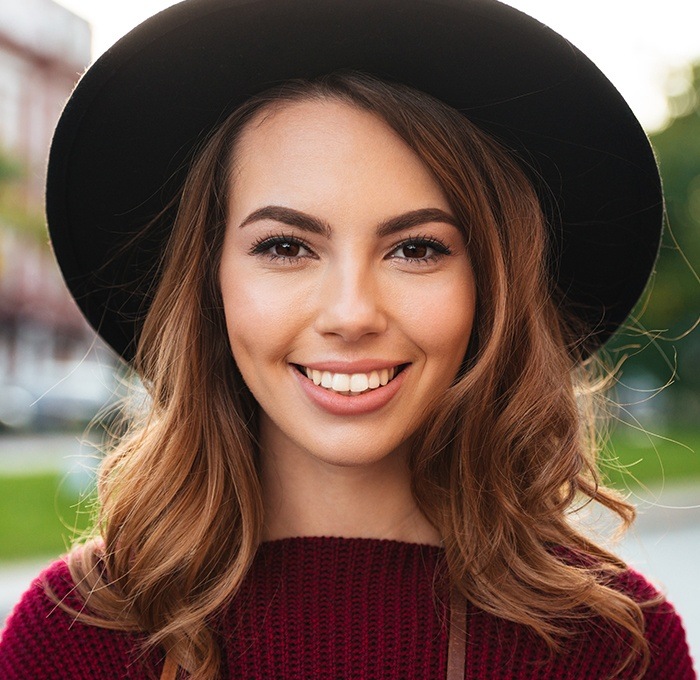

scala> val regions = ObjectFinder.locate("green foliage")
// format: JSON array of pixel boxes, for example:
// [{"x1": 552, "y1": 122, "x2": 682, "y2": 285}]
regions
[
  {"x1": 0, "y1": 200, "x2": 47, "y2": 242},
  {"x1": 647, "y1": 62, "x2": 700, "y2": 331},
  {"x1": 606, "y1": 62, "x2": 700, "y2": 420},
  {"x1": 0, "y1": 148, "x2": 22, "y2": 184},
  {"x1": 0, "y1": 146, "x2": 47, "y2": 243}
]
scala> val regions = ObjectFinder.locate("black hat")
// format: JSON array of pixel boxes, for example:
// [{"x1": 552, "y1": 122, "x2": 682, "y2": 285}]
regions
[{"x1": 46, "y1": 0, "x2": 663, "y2": 362}]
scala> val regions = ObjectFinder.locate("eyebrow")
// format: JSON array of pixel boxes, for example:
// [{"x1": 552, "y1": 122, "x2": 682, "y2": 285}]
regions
[
  {"x1": 237, "y1": 205, "x2": 461, "y2": 237},
  {"x1": 238, "y1": 205, "x2": 332, "y2": 237},
  {"x1": 378, "y1": 208, "x2": 460, "y2": 237}
]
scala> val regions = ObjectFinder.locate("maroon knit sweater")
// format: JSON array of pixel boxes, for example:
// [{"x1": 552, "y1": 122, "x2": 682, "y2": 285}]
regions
[{"x1": 0, "y1": 537, "x2": 695, "y2": 679}]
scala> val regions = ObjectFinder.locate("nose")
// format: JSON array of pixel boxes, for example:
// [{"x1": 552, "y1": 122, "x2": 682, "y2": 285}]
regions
[{"x1": 313, "y1": 259, "x2": 388, "y2": 342}]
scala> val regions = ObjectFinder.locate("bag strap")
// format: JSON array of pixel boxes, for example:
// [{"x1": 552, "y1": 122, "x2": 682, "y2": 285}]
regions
[
  {"x1": 159, "y1": 592, "x2": 468, "y2": 680},
  {"x1": 160, "y1": 654, "x2": 178, "y2": 680},
  {"x1": 447, "y1": 587, "x2": 467, "y2": 680}
]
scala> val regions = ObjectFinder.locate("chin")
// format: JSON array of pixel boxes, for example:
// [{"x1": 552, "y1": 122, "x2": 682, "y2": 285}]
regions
[{"x1": 302, "y1": 433, "x2": 413, "y2": 468}]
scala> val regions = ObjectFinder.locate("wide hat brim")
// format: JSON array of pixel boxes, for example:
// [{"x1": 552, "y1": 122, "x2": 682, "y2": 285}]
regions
[{"x1": 47, "y1": 0, "x2": 662, "y2": 362}]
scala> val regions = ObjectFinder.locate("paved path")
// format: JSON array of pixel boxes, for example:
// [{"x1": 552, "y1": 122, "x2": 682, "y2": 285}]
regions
[
  {"x1": 0, "y1": 432, "x2": 102, "y2": 476},
  {"x1": 1, "y1": 435, "x2": 699, "y2": 670},
  {"x1": 616, "y1": 484, "x2": 700, "y2": 663},
  {"x1": 0, "y1": 559, "x2": 54, "y2": 624}
]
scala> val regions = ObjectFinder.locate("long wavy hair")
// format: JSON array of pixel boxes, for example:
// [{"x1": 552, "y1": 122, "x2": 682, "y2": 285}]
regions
[{"x1": 59, "y1": 72, "x2": 654, "y2": 678}]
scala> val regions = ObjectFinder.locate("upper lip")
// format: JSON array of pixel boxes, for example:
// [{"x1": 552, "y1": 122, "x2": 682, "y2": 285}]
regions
[{"x1": 293, "y1": 360, "x2": 409, "y2": 374}]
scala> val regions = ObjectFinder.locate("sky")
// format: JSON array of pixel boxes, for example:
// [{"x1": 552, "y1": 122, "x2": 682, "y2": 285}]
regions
[{"x1": 54, "y1": 0, "x2": 700, "y2": 132}]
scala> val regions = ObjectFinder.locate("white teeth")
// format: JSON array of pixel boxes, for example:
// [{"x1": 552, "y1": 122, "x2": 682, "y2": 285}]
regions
[
  {"x1": 350, "y1": 373, "x2": 369, "y2": 393},
  {"x1": 300, "y1": 365, "x2": 403, "y2": 395},
  {"x1": 331, "y1": 373, "x2": 350, "y2": 392}
]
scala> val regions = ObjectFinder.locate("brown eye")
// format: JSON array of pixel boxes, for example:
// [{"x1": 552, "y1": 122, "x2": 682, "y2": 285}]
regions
[
  {"x1": 250, "y1": 234, "x2": 315, "y2": 262},
  {"x1": 402, "y1": 243, "x2": 428, "y2": 259},
  {"x1": 387, "y1": 237, "x2": 451, "y2": 263},
  {"x1": 274, "y1": 242, "x2": 301, "y2": 257}
]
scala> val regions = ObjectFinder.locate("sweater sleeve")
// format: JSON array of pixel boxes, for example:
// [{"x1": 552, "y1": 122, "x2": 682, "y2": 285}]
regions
[
  {"x1": 619, "y1": 568, "x2": 696, "y2": 679},
  {"x1": 0, "y1": 560, "x2": 158, "y2": 679}
]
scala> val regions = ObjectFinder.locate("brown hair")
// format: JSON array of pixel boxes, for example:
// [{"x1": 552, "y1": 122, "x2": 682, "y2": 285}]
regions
[{"x1": 60, "y1": 72, "x2": 653, "y2": 678}]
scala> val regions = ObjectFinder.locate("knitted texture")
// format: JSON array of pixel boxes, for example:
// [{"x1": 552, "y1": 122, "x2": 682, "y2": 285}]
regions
[{"x1": 0, "y1": 536, "x2": 695, "y2": 679}]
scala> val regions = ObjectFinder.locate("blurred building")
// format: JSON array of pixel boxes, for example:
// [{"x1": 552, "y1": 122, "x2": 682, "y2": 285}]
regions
[
  {"x1": 0, "y1": 0, "x2": 90, "y2": 206},
  {"x1": 0, "y1": 0, "x2": 118, "y2": 430}
]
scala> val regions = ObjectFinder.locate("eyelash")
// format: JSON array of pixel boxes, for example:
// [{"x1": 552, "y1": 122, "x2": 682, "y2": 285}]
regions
[
  {"x1": 248, "y1": 232, "x2": 452, "y2": 264},
  {"x1": 389, "y1": 234, "x2": 452, "y2": 263},
  {"x1": 249, "y1": 232, "x2": 316, "y2": 262}
]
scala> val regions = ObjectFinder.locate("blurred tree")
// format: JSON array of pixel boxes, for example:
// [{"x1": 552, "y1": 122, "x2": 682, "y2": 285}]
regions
[
  {"x1": 0, "y1": 148, "x2": 45, "y2": 241},
  {"x1": 0, "y1": 147, "x2": 21, "y2": 185},
  {"x1": 607, "y1": 62, "x2": 700, "y2": 424},
  {"x1": 648, "y1": 62, "x2": 700, "y2": 330}
]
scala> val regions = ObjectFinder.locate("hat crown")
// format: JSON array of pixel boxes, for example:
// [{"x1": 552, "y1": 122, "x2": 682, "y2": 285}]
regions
[{"x1": 47, "y1": 0, "x2": 662, "y2": 360}]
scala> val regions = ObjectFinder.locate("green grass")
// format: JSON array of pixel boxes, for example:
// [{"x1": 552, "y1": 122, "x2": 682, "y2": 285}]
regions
[
  {"x1": 0, "y1": 427, "x2": 697, "y2": 562},
  {"x1": 0, "y1": 472, "x2": 96, "y2": 561},
  {"x1": 602, "y1": 426, "x2": 700, "y2": 491}
]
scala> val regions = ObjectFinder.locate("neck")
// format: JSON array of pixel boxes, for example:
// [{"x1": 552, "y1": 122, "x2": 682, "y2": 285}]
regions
[{"x1": 259, "y1": 433, "x2": 441, "y2": 547}]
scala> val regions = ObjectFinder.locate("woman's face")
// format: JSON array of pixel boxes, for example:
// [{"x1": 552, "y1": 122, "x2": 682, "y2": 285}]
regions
[{"x1": 220, "y1": 99, "x2": 475, "y2": 467}]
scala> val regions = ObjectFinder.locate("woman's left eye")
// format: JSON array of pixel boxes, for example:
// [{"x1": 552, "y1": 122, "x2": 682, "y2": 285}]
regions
[{"x1": 388, "y1": 238, "x2": 451, "y2": 263}]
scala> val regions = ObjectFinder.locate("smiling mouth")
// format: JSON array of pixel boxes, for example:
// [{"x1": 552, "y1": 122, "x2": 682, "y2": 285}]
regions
[{"x1": 293, "y1": 364, "x2": 408, "y2": 396}]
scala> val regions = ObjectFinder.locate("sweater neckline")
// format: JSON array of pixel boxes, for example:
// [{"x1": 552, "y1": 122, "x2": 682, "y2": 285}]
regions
[{"x1": 259, "y1": 534, "x2": 444, "y2": 551}]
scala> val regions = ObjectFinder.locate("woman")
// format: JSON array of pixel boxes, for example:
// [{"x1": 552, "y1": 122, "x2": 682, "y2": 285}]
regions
[{"x1": 0, "y1": 1, "x2": 695, "y2": 678}]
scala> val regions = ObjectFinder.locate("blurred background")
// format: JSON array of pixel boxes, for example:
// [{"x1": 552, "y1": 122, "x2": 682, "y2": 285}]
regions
[{"x1": 0, "y1": 0, "x2": 698, "y2": 663}]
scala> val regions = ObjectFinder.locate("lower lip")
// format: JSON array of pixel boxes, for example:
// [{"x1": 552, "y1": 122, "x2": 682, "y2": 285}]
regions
[{"x1": 292, "y1": 365, "x2": 408, "y2": 416}]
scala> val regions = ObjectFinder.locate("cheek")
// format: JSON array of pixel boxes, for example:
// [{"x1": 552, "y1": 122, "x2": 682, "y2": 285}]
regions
[
  {"x1": 220, "y1": 265, "x2": 258, "y2": 358},
  {"x1": 219, "y1": 266, "x2": 302, "y2": 365},
  {"x1": 397, "y1": 270, "x2": 475, "y2": 372},
  {"x1": 221, "y1": 282, "x2": 262, "y2": 360}
]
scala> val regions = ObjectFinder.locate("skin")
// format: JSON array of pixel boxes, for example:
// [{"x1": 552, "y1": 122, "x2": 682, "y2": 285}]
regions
[{"x1": 220, "y1": 99, "x2": 476, "y2": 545}]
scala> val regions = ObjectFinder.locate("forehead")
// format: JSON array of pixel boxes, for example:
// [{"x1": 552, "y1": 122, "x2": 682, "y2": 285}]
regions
[
  {"x1": 232, "y1": 97, "x2": 403, "y2": 169},
  {"x1": 228, "y1": 98, "x2": 451, "y2": 219}
]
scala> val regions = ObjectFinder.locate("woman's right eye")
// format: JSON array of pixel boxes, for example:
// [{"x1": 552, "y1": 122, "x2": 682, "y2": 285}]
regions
[{"x1": 249, "y1": 235, "x2": 315, "y2": 262}]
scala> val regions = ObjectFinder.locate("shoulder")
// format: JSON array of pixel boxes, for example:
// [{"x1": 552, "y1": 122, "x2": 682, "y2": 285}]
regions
[
  {"x1": 549, "y1": 546, "x2": 696, "y2": 677},
  {"x1": 0, "y1": 559, "x2": 157, "y2": 679},
  {"x1": 0, "y1": 559, "x2": 76, "y2": 642},
  {"x1": 610, "y1": 566, "x2": 696, "y2": 678},
  {"x1": 1, "y1": 558, "x2": 86, "y2": 633}
]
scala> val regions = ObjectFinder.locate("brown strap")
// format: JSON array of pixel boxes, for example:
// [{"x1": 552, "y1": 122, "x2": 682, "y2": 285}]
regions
[
  {"x1": 160, "y1": 654, "x2": 178, "y2": 680},
  {"x1": 447, "y1": 588, "x2": 467, "y2": 680}
]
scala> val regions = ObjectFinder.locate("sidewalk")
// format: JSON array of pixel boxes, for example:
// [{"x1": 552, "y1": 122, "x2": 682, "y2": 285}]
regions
[
  {"x1": 0, "y1": 432, "x2": 102, "y2": 476},
  {"x1": 0, "y1": 558, "x2": 54, "y2": 624},
  {"x1": 616, "y1": 483, "x2": 700, "y2": 661}
]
